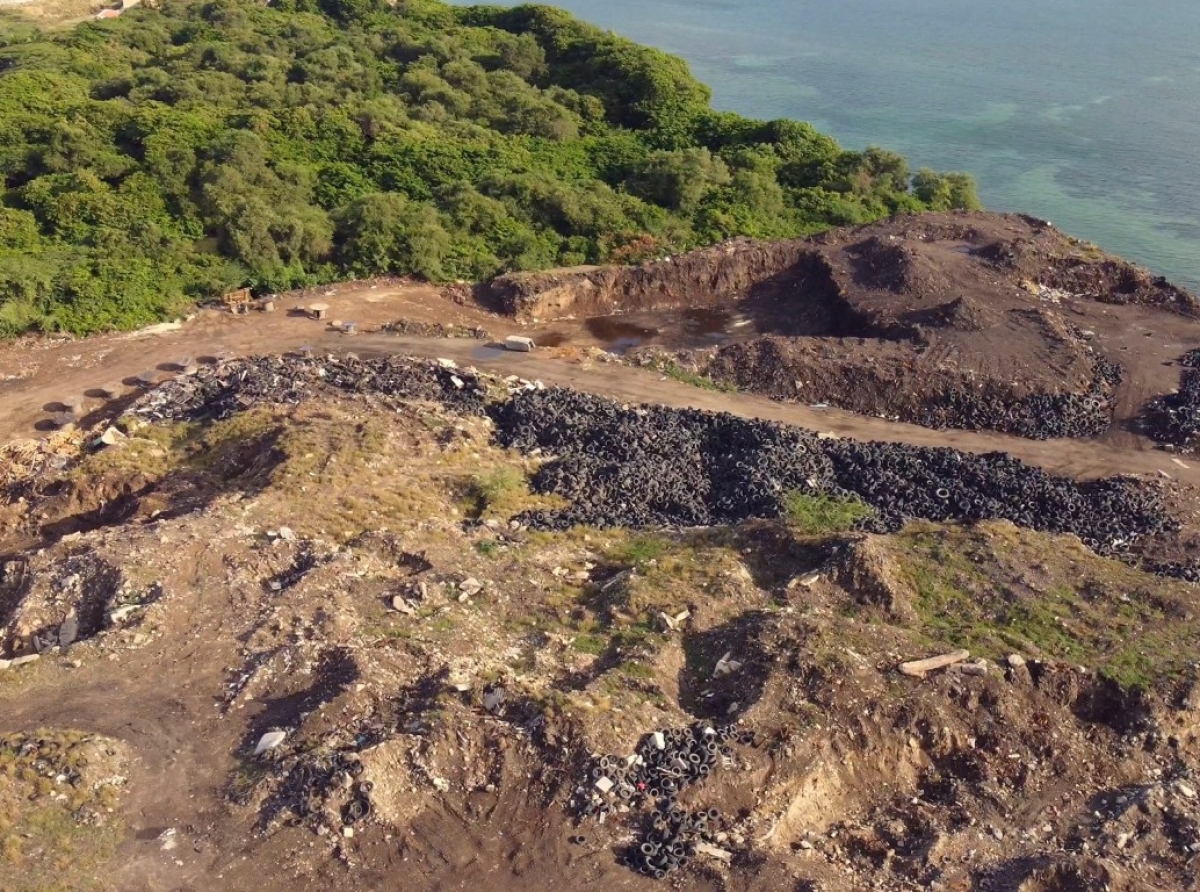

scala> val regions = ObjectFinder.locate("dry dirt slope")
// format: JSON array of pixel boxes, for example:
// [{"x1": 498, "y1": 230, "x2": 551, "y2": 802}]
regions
[{"x1": 0, "y1": 361, "x2": 1198, "y2": 892}]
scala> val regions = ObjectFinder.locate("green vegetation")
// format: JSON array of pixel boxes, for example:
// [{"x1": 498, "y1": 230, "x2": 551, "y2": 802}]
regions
[
  {"x1": 655, "y1": 358, "x2": 736, "y2": 392},
  {"x1": 782, "y1": 490, "x2": 874, "y2": 535},
  {"x1": 893, "y1": 522, "x2": 1200, "y2": 691},
  {"x1": 606, "y1": 532, "x2": 670, "y2": 567},
  {"x1": 0, "y1": 0, "x2": 979, "y2": 336},
  {"x1": 571, "y1": 632, "x2": 606, "y2": 654},
  {"x1": 0, "y1": 731, "x2": 125, "y2": 891}
]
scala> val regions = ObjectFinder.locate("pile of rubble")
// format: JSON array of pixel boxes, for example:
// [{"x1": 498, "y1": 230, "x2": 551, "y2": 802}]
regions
[
  {"x1": 382, "y1": 319, "x2": 490, "y2": 340},
  {"x1": 0, "y1": 430, "x2": 83, "y2": 503},
  {"x1": 129, "y1": 355, "x2": 489, "y2": 422}
]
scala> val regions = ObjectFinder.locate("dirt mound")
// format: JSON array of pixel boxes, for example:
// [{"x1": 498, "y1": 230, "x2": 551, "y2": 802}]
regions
[
  {"x1": 481, "y1": 211, "x2": 1200, "y2": 441},
  {"x1": 846, "y1": 234, "x2": 952, "y2": 298},
  {"x1": 909, "y1": 294, "x2": 1002, "y2": 331}
]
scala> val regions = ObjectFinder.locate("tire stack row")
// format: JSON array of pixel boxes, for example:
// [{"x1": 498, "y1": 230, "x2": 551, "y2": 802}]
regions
[
  {"x1": 1145, "y1": 349, "x2": 1200, "y2": 454},
  {"x1": 910, "y1": 356, "x2": 1121, "y2": 440},
  {"x1": 489, "y1": 388, "x2": 1182, "y2": 572}
]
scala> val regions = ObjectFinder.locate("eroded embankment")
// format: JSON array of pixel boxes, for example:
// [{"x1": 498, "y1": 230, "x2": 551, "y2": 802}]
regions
[{"x1": 477, "y1": 211, "x2": 1200, "y2": 441}]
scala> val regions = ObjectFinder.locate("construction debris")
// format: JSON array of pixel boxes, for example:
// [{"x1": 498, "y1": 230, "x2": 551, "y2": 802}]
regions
[{"x1": 898, "y1": 649, "x2": 970, "y2": 678}]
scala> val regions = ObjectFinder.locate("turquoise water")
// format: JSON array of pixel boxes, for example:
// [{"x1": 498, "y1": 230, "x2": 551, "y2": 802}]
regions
[{"x1": 480, "y1": 0, "x2": 1200, "y2": 291}]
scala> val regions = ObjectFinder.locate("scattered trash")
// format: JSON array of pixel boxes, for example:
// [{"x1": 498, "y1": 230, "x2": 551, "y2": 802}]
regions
[
  {"x1": 575, "y1": 721, "x2": 753, "y2": 880},
  {"x1": 389, "y1": 595, "x2": 416, "y2": 615},
  {"x1": 97, "y1": 426, "x2": 126, "y2": 448},
  {"x1": 712, "y1": 652, "x2": 743, "y2": 679},
  {"x1": 481, "y1": 684, "x2": 506, "y2": 714}
]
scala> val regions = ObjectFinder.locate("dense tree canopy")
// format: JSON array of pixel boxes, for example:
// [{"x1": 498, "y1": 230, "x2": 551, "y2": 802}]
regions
[{"x1": 0, "y1": 0, "x2": 981, "y2": 336}]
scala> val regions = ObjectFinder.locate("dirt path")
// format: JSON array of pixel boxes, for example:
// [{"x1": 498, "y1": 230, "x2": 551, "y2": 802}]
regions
[
  {"x1": 357, "y1": 334, "x2": 1200, "y2": 486},
  {"x1": 0, "y1": 282, "x2": 1196, "y2": 486}
]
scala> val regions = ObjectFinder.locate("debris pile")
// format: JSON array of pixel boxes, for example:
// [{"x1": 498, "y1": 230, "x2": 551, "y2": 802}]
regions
[
  {"x1": 129, "y1": 355, "x2": 488, "y2": 422},
  {"x1": 489, "y1": 388, "x2": 1185, "y2": 573},
  {"x1": 575, "y1": 722, "x2": 751, "y2": 879},
  {"x1": 1146, "y1": 348, "x2": 1200, "y2": 453},
  {"x1": 0, "y1": 430, "x2": 83, "y2": 502},
  {"x1": 705, "y1": 339, "x2": 1123, "y2": 440},
  {"x1": 382, "y1": 319, "x2": 490, "y2": 339}
]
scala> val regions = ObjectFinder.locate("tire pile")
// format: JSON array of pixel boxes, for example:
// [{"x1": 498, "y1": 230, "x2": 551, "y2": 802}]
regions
[
  {"x1": 924, "y1": 356, "x2": 1122, "y2": 440},
  {"x1": 130, "y1": 355, "x2": 488, "y2": 422},
  {"x1": 489, "y1": 388, "x2": 1182, "y2": 570},
  {"x1": 1145, "y1": 349, "x2": 1200, "y2": 454},
  {"x1": 490, "y1": 391, "x2": 835, "y2": 528},
  {"x1": 575, "y1": 722, "x2": 750, "y2": 880}
]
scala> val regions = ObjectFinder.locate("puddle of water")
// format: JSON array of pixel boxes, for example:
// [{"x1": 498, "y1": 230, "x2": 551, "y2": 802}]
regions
[
  {"x1": 585, "y1": 316, "x2": 661, "y2": 352},
  {"x1": 682, "y1": 307, "x2": 734, "y2": 335}
]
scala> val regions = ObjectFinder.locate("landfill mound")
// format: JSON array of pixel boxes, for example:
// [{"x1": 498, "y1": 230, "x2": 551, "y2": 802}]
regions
[
  {"x1": 483, "y1": 211, "x2": 1200, "y2": 441},
  {"x1": 1, "y1": 358, "x2": 1200, "y2": 892}
]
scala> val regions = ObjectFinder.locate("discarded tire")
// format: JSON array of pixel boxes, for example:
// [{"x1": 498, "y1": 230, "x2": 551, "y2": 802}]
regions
[
  {"x1": 574, "y1": 721, "x2": 746, "y2": 879},
  {"x1": 1145, "y1": 349, "x2": 1200, "y2": 454},
  {"x1": 488, "y1": 388, "x2": 1183, "y2": 574}
]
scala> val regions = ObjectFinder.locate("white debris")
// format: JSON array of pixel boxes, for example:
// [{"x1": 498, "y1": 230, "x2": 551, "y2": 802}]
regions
[
  {"x1": 504, "y1": 336, "x2": 536, "y2": 352},
  {"x1": 594, "y1": 776, "x2": 614, "y2": 794},
  {"x1": 254, "y1": 730, "x2": 287, "y2": 756}
]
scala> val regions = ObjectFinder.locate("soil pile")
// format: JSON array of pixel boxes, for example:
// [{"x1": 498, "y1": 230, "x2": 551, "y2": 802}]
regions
[{"x1": 483, "y1": 212, "x2": 1200, "y2": 441}]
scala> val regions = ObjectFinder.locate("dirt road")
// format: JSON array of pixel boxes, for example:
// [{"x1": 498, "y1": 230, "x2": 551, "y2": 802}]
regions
[{"x1": 0, "y1": 283, "x2": 1195, "y2": 486}]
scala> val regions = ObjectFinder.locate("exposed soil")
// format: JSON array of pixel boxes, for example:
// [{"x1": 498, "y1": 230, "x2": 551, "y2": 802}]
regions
[
  {"x1": 3, "y1": 211, "x2": 1200, "y2": 890},
  {"x1": 1, "y1": 379, "x2": 1199, "y2": 892},
  {"x1": 488, "y1": 212, "x2": 1200, "y2": 442}
]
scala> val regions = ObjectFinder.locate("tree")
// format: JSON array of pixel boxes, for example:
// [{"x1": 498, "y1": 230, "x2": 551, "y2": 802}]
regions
[{"x1": 336, "y1": 192, "x2": 450, "y2": 279}]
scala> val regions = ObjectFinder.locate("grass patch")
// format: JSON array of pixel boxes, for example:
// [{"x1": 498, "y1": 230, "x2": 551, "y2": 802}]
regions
[
  {"x1": 782, "y1": 491, "x2": 874, "y2": 536},
  {"x1": 606, "y1": 533, "x2": 671, "y2": 567},
  {"x1": 656, "y1": 360, "x2": 736, "y2": 393},
  {"x1": 890, "y1": 522, "x2": 1200, "y2": 691},
  {"x1": 0, "y1": 731, "x2": 125, "y2": 892},
  {"x1": 572, "y1": 633, "x2": 607, "y2": 655}
]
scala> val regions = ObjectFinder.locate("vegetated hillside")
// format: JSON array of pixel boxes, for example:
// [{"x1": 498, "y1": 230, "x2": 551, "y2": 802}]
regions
[
  {"x1": 0, "y1": 0, "x2": 979, "y2": 336},
  {"x1": 2, "y1": 359, "x2": 1199, "y2": 891}
]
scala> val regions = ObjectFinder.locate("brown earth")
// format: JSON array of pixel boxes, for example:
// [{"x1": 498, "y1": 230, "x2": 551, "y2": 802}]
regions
[
  {"x1": 489, "y1": 212, "x2": 1200, "y2": 444},
  {"x1": 1, "y1": 388, "x2": 1199, "y2": 892}
]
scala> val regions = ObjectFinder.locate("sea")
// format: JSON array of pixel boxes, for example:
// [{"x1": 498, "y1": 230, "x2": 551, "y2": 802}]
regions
[{"x1": 465, "y1": 0, "x2": 1200, "y2": 292}]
